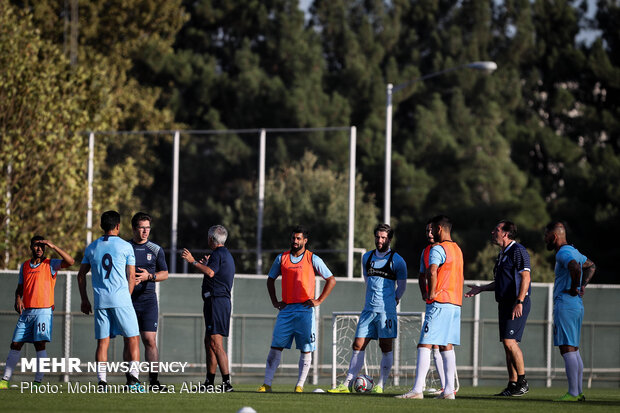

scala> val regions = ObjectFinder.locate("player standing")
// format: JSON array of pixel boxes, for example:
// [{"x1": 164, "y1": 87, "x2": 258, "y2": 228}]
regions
[
  {"x1": 257, "y1": 225, "x2": 336, "y2": 393},
  {"x1": 77, "y1": 210, "x2": 143, "y2": 390},
  {"x1": 418, "y1": 221, "x2": 446, "y2": 394},
  {"x1": 465, "y1": 220, "x2": 531, "y2": 396},
  {"x1": 181, "y1": 225, "x2": 235, "y2": 392},
  {"x1": 0, "y1": 237, "x2": 74, "y2": 389},
  {"x1": 544, "y1": 221, "x2": 595, "y2": 402},
  {"x1": 397, "y1": 215, "x2": 463, "y2": 400},
  {"x1": 123, "y1": 212, "x2": 169, "y2": 391},
  {"x1": 328, "y1": 224, "x2": 407, "y2": 393}
]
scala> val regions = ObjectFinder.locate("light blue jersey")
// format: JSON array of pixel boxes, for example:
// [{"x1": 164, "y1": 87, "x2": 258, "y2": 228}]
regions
[
  {"x1": 554, "y1": 245, "x2": 587, "y2": 305},
  {"x1": 362, "y1": 249, "x2": 407, "y2": 313},
  {"x1": 267, "y1": 252, "x2": 333, "y2": 280},
  {"x1": 429, "y1": 245, "x2": 446, "y2": 266},
  {"x1": 81, "y1": 235, "x2": 135, "y2": 309}
]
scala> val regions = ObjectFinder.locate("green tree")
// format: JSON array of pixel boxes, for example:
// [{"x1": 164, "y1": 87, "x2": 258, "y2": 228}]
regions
[
  {"x1": 0, "y1": 4, "x2": 123, "y2": 267},
  {"x1": 227, "y1": 152, "x2": 379, "y2": 275}
]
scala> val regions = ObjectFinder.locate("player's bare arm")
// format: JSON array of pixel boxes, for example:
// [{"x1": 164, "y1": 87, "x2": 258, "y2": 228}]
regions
[
  {"x1": 428, "y1": 264, "x2": 438, "y2": 300},
  {"x1": 465, "y1": 281, "x2": 495, "y2": 297},
  {"x1": 40, "y1": 240, "x2": 75, "y2": 268},
  {"x1": 126, "y1": 265, "x2": 136, "y2": 295},
  {"x1": 14, "y1": 284, "x2": 24, "y2": 314},
  {"x1": 581, "y1": 259, "x2": 596, "y2": 288},
  {"x1": 418, "y1": 272, "x2": 428, "y2": 300},
  {"x1": 567, "y1": 260, "x2": 584, "y2": 296},
  {"x1": 303, "y1": 276, "x2": 336, "y2": 308},
  {"x1": 267, "y1": 277, "x2": 286, "y2": 310},
  {"x1": 512, "y1": 270, "x2": 530, "y2": 319},
  {"x1": 77, "y1": 263, "x2": 92, "y2": 314}
]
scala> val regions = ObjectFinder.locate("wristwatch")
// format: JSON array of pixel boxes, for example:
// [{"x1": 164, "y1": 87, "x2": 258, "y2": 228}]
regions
[
  {"x1": 515, "y1": 299, "x2": 524, "y2": 305},
  {"x1": 193, "y1": 261, "x2": 198, "y2": 266}
]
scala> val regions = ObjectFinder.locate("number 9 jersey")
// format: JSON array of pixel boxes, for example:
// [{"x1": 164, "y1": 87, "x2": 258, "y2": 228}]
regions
[{"x1": 81, "y1": 235, "x2": 136, "y2": 309}]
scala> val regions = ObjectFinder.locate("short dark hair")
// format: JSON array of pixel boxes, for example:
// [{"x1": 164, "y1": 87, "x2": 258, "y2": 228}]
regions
[
  {"x1": 131, "y1": 212, "x2": 152, "y2": 229},
  {"x1": 291, "y1": 225, "x2": 309, "y2": 239},
  {"x1": 101, "y1": 210, "x2": 121, "y2": 232},
  {"x1": 499, "y1": 220, "x2": 517, "y2": 240},
  {"x1": 545, "y1": 220, "x2": 567, "y2": 234},
  {"x1": 431, "y1": 215, "x2": 452, "y2": 231},
  {"x1": 30, "y1": 235, "x2": 44, "y2": 247},
  {"x1": 374, "y1": 223, "x2": 394, "y2": 240}
]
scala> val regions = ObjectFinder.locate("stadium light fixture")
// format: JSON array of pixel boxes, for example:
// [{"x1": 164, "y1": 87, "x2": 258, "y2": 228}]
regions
[{"x1": 384, "y1": 61, "x2": 497, "y2": 225}]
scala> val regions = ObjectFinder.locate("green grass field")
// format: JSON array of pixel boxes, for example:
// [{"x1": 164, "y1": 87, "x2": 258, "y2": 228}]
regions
[{"x1": 2, "y1": 383, "x2": 620, "y2": 413}]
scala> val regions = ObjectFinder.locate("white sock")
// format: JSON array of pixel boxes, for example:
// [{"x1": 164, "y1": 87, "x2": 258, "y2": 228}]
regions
[
  {"x1": 412, "y1": 347, "x2": 431, "y2": 393},
  {"x1": 296, "y1": 352, "x2": 312, "y2": 387},
  {"x1": 562, "y1": 351, "x2": 580, "y2": 396},
  {"x1": 377, "y1": 351, "x2": 393, "y2": 388},
  {"x1": 576, "y1": 350, "x2": 583, "y2": 394},
  {"x1": 344, "y1": 350, "x2": 365, "y2": 386},
  {"x1": 433, "y1": 348, "x2": 446, "y2": 389},
  {"x1": 264, "y1": 348, "x2": 282, "y2": 386},
  {"x1": 441, "y1": 349, "x2": 456, "y2": 394},
  {"x1": 130, "y1": 361, "x2": 140, "y2": 381},
  {"x1": 3, "y1": 349, "x2": 21, "y2": 381},
  {"x1": 97, "y1": 362, "x2": 107, "y2": 383},
  {"x1": 34, "y1": 350, "x2": 47, "y2": 382}
]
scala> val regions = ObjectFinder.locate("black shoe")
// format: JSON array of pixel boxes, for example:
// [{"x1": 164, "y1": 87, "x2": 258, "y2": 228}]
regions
[
  {"x1": 495, "y1": 382, "x2": 517, "y2": 396},
  {"x1": 202, "y1": 380, "x2": 214, "y2": 391},
  {"x1": 511, "y1": 379, "x2": 529, "y2": 396},
  {"x1": 149, "y1": 380, "x2": 168, "y2": 392},
  {"x1": 221, "y1": 380, "x2": 234, "y2": 392},
  {"x1": 97, "y1": 380, "x2": 108, "y2": 387}
]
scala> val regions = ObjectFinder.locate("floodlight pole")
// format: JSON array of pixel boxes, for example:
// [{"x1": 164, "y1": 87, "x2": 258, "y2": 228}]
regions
[{"x1": 384, "y1": 61, "x2": 497, "y2": 225}]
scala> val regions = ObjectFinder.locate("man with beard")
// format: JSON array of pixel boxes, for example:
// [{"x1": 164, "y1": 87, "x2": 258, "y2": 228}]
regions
[
  {"x1": 257, "y1": 225, "x2": 336, "y2": 393},
  {"x1": 397, "y1": 215, "x2": 463, "y2": 400},
  {"x1": 466, "y1": 220, "x2": 531, "y2": 397},
  {"x1": 328, "y1": 224, "x2": 407, "y2": 393},
  {"x1": 544, "y1": 221, "x2": 595, "y2": 402},
  {"x1": 419, "y1": 220, "x2": 446, "y2": 395}
]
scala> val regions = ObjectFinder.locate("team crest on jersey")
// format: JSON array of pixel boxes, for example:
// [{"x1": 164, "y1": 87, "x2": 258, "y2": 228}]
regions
[{"x1": 147, "y1": 253, "x2": 152, "y2": 261}]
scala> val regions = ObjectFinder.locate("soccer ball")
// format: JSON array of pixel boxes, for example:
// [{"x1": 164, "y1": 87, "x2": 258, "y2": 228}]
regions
[{"x1": 353, "y1": 375, "x2": 374, "y2": 393}]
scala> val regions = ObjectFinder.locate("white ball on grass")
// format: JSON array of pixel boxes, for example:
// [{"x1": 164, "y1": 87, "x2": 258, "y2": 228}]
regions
[{"x1": 237, "y1": 408, "x2": 257, "y2": 413}]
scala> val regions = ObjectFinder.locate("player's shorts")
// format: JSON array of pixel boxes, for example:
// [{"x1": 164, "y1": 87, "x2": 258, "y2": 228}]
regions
[
  {"x1": 12, "y1": 308, "x2": 53, "y2": 343},
  {"x1": 419, "y1": 302, "x2": 461, "y2": 346},
  {"x1": 355, "y1": 310, "x2": 397, "y2": 339},
  {"x1": 271, "y1": 304, "x2": 316, "y2": 352},
  {"x1": 95, "y1": 306, "x2": 140, "y2": 339},
  {"x1": 203, "y1": 296, "x2": 231, "y2": 337},
  {"x1": 498, "y1": 296, "x2": 530, "y2": 342},
  {"x1": 553, "y1": 299, "x2": 584, "y2": 347},
  {"x1": 132, "y1": 295, "x2": 159, "y2": 332}
]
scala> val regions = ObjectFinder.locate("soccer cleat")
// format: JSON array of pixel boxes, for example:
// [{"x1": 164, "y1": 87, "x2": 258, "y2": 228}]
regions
[
  {"x1": 127, "y1": 376, "x2": 145, "y2": 393},
  {"x1": 436, "y1": 392, "x2": 455, "y2": 399},
  {"x1": 0, "y1": 379, "x2": 9, "y2": 390},
  {"x1": 327, "y1": 383, "x2": 350, "y2": 393},
  {"x1": 294, "y1": 385, "x2": 303, "y2": 393},
  {"x1": 257, "y1": 383, "x2": 272, "y2": 393},
  {"x1": 511, "y1": 379, "x2": 529, "y2": 396},
  {"x1": 578, "y1": 393, "x2": 586, "y2": 401},
  {"x1": 555, "y1": 392, "x2": 581, "y2": 402},
  {"x1": 494, "y1": 382, "x2": 517, "y2": 396},
  {"x1": 149, "y1": 380, "x2": 168, "y2": 392},
  {"x1": 221, "y1": 380, "x2": 234, "y2": 392},
  {"x1": 371, "y1": 385, "x2": 383, "y2": 394},
  {"x1": 395, "y1": 390, "x2": 423, "y2": 399}
]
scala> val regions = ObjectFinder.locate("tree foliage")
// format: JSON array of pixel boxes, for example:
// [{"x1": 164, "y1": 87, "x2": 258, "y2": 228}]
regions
[{"x1": 4, "y1": 0, "x2": 619, "y2": 282}]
